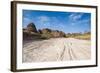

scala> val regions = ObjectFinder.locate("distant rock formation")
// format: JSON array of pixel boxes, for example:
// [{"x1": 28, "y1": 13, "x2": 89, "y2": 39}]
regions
[
  {"x1": 23, "y1": 22, "x2": 66, "y2": 40},
  {"x1": 27, "y1": 22, "x2": 37, "y2": 33},
  {"x1": 51, "y1": 30, "x2": 66, "y2": 38},
  {"x1": 38, "y1": 28, "x2": 51, "y2": 34},
  {"x1": 23, "y1": 22, "x2": 39, "y2": 40},
  {"x1": 38, "y1": 28, "x2": 66, "y2": 38}
]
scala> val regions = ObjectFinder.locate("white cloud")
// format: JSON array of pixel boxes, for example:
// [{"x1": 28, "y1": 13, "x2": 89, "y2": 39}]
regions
[
  {"x1": 70, "y1": 23, "x2": 75, "y2": 26},
  {"x1": 69, "y1": 13, "x2": 83, "y2": 22},
  {"x1": 37, "y1": 16, "x2": 50, "y2": 25},
  {"x1": 23, "y1": 17, "x2": 32, "y2": 28},
  {"x1": 36, "y1": 16, "x2": 61, "y2": 27},
  {"x1": 24, "y1": 17, "x2": 31, "y2": 22},
  {"x1": 68, "y1": 13, "x2": 90, "y2": 26}
]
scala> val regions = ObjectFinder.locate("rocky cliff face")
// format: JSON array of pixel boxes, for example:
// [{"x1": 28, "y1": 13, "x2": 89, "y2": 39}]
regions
[
  {"x1": 51, "y1": 30, "x2": 66, "y2": 38},
  {"x1": 23, "y1": 22, "x2": 40, "y2": 40},
  {"x1": 27, "y1": 23, "x2": 38, "y2": 33},
  {"x1": 39, "y1": 28, "x2": 66, "y2": 38},
  {"x1": 23, "y1": 22, "x2": 66, "y2": 40}
]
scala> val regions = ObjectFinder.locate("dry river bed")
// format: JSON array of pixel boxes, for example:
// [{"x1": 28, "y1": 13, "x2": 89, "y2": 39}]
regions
[{"x1": 23, "y1": 38, "x2": 91, "y2": 62}]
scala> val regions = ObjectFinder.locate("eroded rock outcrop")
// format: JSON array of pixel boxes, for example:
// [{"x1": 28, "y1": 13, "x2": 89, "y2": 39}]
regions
[{"x1": 23, "y1": 22, "x2": 66, "y2": 40}]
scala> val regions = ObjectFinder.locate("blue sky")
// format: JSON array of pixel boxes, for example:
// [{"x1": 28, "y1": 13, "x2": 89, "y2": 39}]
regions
[{"x1": 23, "y1": 10, "x2": 91, "y2": 33}]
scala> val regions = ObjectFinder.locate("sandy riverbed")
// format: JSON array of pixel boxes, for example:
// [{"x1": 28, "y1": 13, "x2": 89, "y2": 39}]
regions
[{"x1": 22, "y1": 38, "x2": 91, "y2": 63}]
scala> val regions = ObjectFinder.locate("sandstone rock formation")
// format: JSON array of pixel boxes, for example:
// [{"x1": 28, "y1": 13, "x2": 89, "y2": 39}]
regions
[
  {"x1": 23, "y1": 22, "x2": 66, "y2": 40},
  {"x1": 27, "y1": 22, "x2": 37, "y2": 33}
]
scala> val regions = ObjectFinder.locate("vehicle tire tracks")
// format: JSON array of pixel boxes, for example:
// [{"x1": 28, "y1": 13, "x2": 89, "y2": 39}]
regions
[{"x1": 68, "y1": 43, "x2": 77, "y2": 60}]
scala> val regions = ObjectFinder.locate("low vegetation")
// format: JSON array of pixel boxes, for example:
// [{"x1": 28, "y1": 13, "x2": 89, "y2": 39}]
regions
[{"x1": 65, "y1": 32, "x2": 91, "y2": 40}]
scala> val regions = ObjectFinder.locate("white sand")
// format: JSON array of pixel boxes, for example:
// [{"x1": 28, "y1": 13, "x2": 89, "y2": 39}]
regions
[{"x1": 23, "y1": 38, "x2": 91, "y2": 62}]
